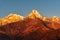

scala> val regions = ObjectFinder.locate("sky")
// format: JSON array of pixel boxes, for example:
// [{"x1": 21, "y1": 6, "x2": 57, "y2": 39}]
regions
[{"x1": 0, "y1": 0, "x2": 60, "y2": 18}]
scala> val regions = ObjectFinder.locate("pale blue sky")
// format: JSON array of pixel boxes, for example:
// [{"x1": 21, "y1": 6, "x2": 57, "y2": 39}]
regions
[{"x1": 0, "y1": 0, "x2": 60, "y2": 18}]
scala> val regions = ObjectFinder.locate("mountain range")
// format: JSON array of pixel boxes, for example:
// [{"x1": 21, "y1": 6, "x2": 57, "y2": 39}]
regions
[{"x1": 0, "y1": 10, "x2": 60, "y2": 40}]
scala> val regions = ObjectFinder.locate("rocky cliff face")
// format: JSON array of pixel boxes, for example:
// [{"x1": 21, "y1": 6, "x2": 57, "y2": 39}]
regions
[{"x1": 0, "y1": 10, "x2": 60, "y2": 40}]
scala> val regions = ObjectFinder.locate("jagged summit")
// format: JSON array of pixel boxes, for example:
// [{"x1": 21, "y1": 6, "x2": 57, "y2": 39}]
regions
[
  {"x1": 27, "y1": 10, "x2": 46, "y2": 21},
  {"x1": 28, "y1": 10, "x2": 42, "y2": 18}
]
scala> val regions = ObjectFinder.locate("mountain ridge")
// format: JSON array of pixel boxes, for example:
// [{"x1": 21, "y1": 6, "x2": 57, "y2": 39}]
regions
[
  {"x1": 0, "y1": 10, "x2": 60, "y2": 25},
  {"x1": 0, "y1": 10, "x2": 60, "y2": 40}
]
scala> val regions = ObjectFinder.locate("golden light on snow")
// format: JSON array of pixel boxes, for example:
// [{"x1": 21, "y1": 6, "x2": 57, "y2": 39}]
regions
[
  {"x1": 0, "y1": 13, "x2": 24, "y2": 25},
  {"x1": 52, "y1": 16, "x2": 59, "y2": 22},
  {"x1": 0, "y1": 10, "x2": 60, "y2": 25}
]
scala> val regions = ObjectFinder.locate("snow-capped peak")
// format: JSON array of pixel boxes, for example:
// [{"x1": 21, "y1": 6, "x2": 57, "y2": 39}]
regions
[
  {"x1": 51, "y1": 16, "x2": 59, "y2": 22},
  {"x1": 1, "y1": 13, "x2": 24, "y2": 25},
  {"x1": 5, "y1": 13, "x2": 24, "y2": 20},
  {"x1": 28, "y1": 10, "x2": 46, "y2": 21}
]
